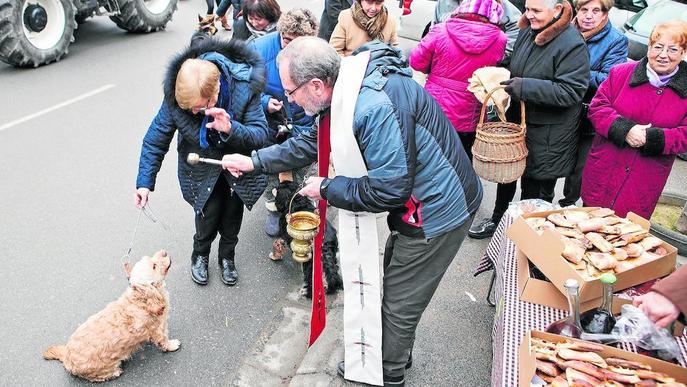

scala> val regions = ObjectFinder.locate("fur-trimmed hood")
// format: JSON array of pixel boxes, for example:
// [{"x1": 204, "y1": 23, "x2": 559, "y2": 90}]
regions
[
  {"x1": 163, "y1": 37, "x2": 266, "y2": 107},
  {"x1": 518, "y1": 0, "x2": 573, "y2": 46}
]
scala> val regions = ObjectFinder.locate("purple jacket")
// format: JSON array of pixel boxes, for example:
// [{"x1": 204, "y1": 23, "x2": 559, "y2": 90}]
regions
[
  {"x1": 581, "y1": 59, "x2": 687, "y2": 218},
  {"x1": 409, "y1": 17, "x2": 507, "y2": 133}
]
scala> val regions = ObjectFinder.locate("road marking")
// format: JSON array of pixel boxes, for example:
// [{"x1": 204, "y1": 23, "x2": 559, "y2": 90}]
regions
[
  {"x1": 0, "y1": 84, "x2": 115, "y2": 132},
  {"x1": 464, "y1": 291, "x2": 476, "y2": 302}
]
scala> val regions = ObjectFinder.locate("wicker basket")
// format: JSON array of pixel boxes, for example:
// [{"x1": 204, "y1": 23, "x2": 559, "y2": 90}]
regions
[{"x1": 472, "y1": 86, "x2": 528, "y2": 184}]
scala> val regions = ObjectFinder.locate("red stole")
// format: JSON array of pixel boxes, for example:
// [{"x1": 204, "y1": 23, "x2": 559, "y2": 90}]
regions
[{"x1": 309, "y1": 114, "x2": 331, "y2": 346}]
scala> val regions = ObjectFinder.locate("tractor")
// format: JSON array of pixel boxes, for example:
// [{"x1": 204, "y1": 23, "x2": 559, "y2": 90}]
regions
[{"x1": 0, "y1": 0, "x2": 178, "y2": 67}]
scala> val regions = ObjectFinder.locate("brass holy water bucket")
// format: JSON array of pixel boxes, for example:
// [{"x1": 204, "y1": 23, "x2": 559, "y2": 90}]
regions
[{"x1": 285, "y1": 194, "x2": 320, "y2": 263}]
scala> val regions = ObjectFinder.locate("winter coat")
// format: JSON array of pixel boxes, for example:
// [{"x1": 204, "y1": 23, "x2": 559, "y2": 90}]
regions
[
  {"x1": 318, "y1": 0, "x2": 353, "y2": 42},
  {"x1": 580, "y1": 59, "x2": 687, "y2": 219},
  {"x1": 409, "y1": 17, "x2": 507, "y2": 133},
  {"x1": 136, "y1": 38, "x2": 269, "y2": 214},
  {"x1": 250, "y1": 42, "x2": 483, "y2": 238},
  {"x1": 584, "y1": 21, "x2": 628, "y2": 96},
  {"x1": 503, "y1": 3, "x2": 589, "y2": 179},
  {"x1": 433, "y1": 0, "x2": 521, "y2": 57},
  {"x1": 329, "y1": 9, "x2": 399, "y2": 57},
  {"x1": 249, "y1": 32, "x2": 315, "y2": 138}
]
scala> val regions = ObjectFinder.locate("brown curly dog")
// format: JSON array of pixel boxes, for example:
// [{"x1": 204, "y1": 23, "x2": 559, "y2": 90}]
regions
[{"x1": 42, "y1": 249, "x2": 179, "y2": 382}]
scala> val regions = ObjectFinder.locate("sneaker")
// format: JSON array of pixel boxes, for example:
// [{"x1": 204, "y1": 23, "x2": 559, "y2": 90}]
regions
[
  {"x1": 264, "y1": 210, "x2": 281, "y2": 237},
  {"x1": 468, "y1": 218, "x2": 497, "y2": 239}
]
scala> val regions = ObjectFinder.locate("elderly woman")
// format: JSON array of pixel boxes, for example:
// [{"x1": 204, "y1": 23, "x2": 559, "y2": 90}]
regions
[
  {"x1": 250, "y1": 8, "x2": 319, "y2": 237},
  {"x1": 231, "y1": 0, "x2": 281, "y2": 42},
  {"x1": 409, "y1": 0, "x2": 507, "y2": 160},
  {"x1": 469, "y1": 0, "x2": 589, "y2": 239},
  {"x1": 581, "y1": 20, "x2": 687, "y2": 218},
  {"x1": 558, "y1": 0, "x2": 628, "y2": 207},
  {"x1": 135, "y1": 38, "x2": 269, "y2": 286},
  {"x1": 329, "y1": 0, "x2": 398, "y2": 56}
]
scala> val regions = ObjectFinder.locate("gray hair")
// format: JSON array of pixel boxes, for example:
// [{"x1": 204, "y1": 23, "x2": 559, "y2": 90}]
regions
[{"x1": 277, "y1": 36, "x2": 340, "y2": 87}]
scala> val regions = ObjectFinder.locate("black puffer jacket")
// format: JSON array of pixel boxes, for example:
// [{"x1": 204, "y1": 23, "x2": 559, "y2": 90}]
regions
[
  {"x1": 136, "y1": 38, "x2": 269, "y2": 213},
  {"x1": 503, "y1": 2, "x2": 589, "y2": 179}
]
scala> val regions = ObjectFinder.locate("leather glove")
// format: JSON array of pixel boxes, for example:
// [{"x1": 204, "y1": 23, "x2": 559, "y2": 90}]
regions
[{"x1": 500, "y1": 77, "x2": 523, "y2": 100}]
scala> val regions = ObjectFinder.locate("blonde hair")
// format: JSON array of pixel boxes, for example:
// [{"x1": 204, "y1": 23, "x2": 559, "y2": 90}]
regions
[
  {"x1": 649, "y1": 20, "x2": 687, "y2": 50},
  {"x1": 175, "y1": 59, "x2": 220, "y2": 109},
  {"x1": 574, "y1": 0, "x2": 614, "y2": 12},
  {"x1": 277, "y1": 8, "x2": 318, "y2": 37}
]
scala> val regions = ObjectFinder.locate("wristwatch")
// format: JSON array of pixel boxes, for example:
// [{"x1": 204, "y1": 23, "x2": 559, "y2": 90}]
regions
[{"x1": 319, "y1": 178, "x2": 332, "y2": 199}]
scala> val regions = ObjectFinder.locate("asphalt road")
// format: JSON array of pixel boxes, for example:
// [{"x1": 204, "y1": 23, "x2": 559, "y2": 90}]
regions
[{"x1": 3, "y1": 0, "x2": 685, "y2": 386}]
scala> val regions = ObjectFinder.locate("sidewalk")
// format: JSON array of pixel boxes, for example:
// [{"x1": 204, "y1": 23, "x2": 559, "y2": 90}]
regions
[{"x1": 229, "y1": 211, "x2": 496, "y2": 387}]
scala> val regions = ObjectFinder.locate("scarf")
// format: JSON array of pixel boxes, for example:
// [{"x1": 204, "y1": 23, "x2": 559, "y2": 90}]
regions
[
  {"x1": 351, "y1": 1, "x2": 389, "y2": 41},
  {"x1": 647, "y1": 62, "x2": 679, "y2": 88},
  {"x1": 246, "y1": 21, "x2": 277, "y2": 40},
  {"x1": 200, "y1": 74, "x2": 232, "y2": 148},
  {"x1": 572, "y1": 15, "x2": 608, "y2": 41}
]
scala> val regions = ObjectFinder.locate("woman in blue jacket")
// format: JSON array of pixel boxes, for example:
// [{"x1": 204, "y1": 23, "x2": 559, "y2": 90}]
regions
[
  {"x1": 135, "y1": 38, "x2": 269, "y2": 286},
  {"x1": 559, "y1": 0, "x2": 628, "y2": 206},
  {"x1": 249, "y1": 8, "x2": 319, "y2": 237}
]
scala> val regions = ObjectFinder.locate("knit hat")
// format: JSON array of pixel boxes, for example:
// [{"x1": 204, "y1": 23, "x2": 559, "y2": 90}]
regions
[{"x1": 455, "y1": 0, "x2": 504, "y2": 24}]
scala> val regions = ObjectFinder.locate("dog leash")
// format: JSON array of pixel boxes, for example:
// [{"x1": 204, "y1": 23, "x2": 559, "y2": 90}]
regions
[{"x1": 121, "y1": 204, "x2": 170, "y2": 266}]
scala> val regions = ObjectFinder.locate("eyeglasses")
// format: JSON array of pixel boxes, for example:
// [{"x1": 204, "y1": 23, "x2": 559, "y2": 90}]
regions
[
  {"x1": 284, "y1": 79, "x2": 311, "y2": 97},
  {"x1": 650, "y1": 44, "x2": 683, "y2": 56}
]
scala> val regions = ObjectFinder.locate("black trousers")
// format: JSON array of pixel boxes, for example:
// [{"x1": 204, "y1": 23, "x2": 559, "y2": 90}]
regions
[
  {"x1": 193, "y1": 176, "x2": 244, "y2": 261},
  {"x1": 561, "y1": 135, "x2": 594, "y2": 207},
  {"x1": 491, "y1": 177, "x2": 557, "y2": 223},
  {"x1": 458, "y1": 132, "x2": 476, "y2": 163}
]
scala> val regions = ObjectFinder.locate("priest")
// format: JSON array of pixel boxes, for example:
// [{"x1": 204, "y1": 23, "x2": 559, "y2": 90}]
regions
[{"x1": 221, "y1": 36, "x2": 482, "y2": 387}]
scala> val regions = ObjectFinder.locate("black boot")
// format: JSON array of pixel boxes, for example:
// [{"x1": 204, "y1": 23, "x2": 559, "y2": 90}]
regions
[
  {"x1": 220, "y1": 258, "x2": 238, "y2": 286},
  {"x1": 191, "y1": 255, "x2": 209, "y2": 285},
  {"x1": 337, "y1": 361, "x2": 405, "y2": 387}
]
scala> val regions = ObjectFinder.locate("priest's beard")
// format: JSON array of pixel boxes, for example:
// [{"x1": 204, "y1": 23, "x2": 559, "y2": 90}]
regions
[{"x1": 302, "y1": 92, "x2": 331, "y2": 117}]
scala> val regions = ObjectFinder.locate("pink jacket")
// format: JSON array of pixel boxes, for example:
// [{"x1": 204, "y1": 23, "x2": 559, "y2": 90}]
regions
[
  {"x1": 581, "y1": 59, "x2": 687, "y2": 218},
  {"x1": 409, "y1": 17, "x2": 507, "y2": 133}
]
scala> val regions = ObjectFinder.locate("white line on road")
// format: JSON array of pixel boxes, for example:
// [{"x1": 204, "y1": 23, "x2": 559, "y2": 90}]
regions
[{"x1": 0, "y1": 84, "x2": 116, "y2": 132}]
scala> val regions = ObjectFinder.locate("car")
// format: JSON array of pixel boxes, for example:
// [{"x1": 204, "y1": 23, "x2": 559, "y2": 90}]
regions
[
  {"x1": 617, "y1": 0, "x2": 687, "y2": 60},
  {"x1": 398, "y1": 0, "x2": 437, "y2": 41}
]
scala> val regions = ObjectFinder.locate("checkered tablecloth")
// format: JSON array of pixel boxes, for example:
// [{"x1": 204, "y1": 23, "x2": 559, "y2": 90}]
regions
[{"x1": 475, "y1": 210, "x2": 687, "y2": 387}]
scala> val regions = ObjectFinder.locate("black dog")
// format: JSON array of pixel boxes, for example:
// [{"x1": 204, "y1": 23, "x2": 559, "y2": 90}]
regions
[{"x1": 273, "y1": 180, "x2": 343, "y2": 298}]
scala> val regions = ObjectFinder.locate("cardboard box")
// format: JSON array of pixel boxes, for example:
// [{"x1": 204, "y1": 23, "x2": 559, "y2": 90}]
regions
[
  {"x1": 507, "y1": 208, "x2": 677, "y2": 302},
  {"x1": 519, "y1": 330, "x2": 687, "y2": 387},
  {"x1": 516, "y1": 249, "x2": 631, "y2": 313}
]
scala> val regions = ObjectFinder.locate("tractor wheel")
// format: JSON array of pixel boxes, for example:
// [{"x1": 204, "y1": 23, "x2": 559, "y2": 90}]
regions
[
  {"x1": 110, "y1": 0, "x2": 177, "y2": 33},
  {"x1": 0, "y1": 0, "x2": 76, "y2": 67}
]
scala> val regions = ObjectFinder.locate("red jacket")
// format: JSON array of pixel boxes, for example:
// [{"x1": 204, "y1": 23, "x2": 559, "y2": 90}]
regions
[
  {"x1": 409, "y1": 17, "x2": 506, "y2": 133},
  {"x1": 581, "y1": 59, "x2": 687, "y2": 218}
]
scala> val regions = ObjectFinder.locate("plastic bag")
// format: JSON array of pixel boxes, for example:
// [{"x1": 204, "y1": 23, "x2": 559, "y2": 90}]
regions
[
  {"x1": 506, "y1": 199, "x2": 559, "y2": 218},
  {"x1": 581, "y1": 304, "x2": 682, "y2": 362}
]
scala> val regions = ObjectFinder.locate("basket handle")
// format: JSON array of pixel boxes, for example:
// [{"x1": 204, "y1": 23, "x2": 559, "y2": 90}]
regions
[{"x1": 477, "y1": 85, "x2": 526, "y2": 130}]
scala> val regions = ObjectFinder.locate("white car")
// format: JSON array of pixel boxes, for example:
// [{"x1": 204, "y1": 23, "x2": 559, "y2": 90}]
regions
[{"x1": 397, "y1": 0, "x2": 438, "y2": 41}]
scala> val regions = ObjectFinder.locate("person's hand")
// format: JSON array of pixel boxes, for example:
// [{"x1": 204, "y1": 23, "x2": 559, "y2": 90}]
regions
[
  {"x1": 626, "y1": 123, "x2": 651, "y2": 148},
  {"x1": 267, "y1": 98, "x2": 283, "y2": 114},
  {"x1": 298, "y1": 176, "x2": 325, "y2": 200},
  {"x1": 205, "y1": 107, "x2": 232, "y2": 134},
  {"x1": 500, "y1": 77, "x2": 523, "y2": 97},
  {"x1": 633, "y1": 291, "x2": 680, "y2": 329},
  {"x1": 135, "y1": 188, "x2": 150, "y2": 209},
  {"x1": 221, "y1": 154, "x2": 254, "y2": 177}
]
